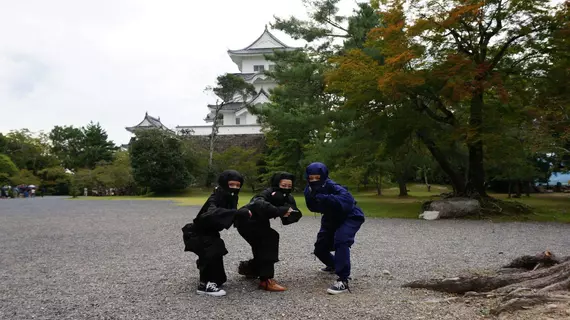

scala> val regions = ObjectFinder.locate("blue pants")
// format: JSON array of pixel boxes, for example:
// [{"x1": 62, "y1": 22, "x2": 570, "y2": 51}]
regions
[{"x1": 314, "y1": 215, "x2": 364, "y2": 281}]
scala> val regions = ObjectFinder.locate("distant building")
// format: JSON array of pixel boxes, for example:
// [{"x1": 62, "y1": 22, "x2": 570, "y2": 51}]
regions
[
  {"x1": 125, "y1": 112, "x2": 174, "y2": 134},
  {"x1": 176, "y1": 26, "x2": 300, "y2": 136}
]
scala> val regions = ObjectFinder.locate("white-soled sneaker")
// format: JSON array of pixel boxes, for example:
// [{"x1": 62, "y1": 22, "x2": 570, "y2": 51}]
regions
[
  {"x1": 326, "y1": 280, "x2": 349, "y2": 295},
  {"x1": 197, "y1": 282, "x2": 226, "y2": 297}
]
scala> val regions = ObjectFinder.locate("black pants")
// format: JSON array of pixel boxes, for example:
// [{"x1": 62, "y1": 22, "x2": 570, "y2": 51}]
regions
[
  {"x1": 197, "y1": 255, "x2": 227, "y2": 286},
  {"x1": 237, "y1": 224, "x2": 279, "y2": 281}
]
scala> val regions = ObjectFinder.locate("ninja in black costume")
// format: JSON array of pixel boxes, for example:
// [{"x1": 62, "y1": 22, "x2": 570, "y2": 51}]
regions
[
  {"x1": 235, "y1": 172, "x2": 302, "y2": 291},
  {"x1": 181, "y1": 170, "x2": 251, "y2": 297}
]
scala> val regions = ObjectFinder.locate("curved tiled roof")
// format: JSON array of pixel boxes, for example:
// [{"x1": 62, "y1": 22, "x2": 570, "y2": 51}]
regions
[
  {"x1": 126, "y1": 112, "x2": 173, "y2": 133},
  {"x1": 227, "y1": 27, "x2": 300, "y2": 54}
]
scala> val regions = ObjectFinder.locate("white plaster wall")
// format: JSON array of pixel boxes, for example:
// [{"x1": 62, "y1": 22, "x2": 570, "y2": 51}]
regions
[
  {"x1": 241, "y1": 56, "x2": 273, "y2": 73},
  {"x1": 221, "y1": 111, "x2": 236, "y2": 125},
  {"x1": 245, "y1": 112, "x2": 259, "y2": 125}
]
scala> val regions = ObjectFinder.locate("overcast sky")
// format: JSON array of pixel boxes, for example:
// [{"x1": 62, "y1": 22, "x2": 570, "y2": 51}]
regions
[{"x1": 0, "y1": 0, "x2": 357, "y2": 145}]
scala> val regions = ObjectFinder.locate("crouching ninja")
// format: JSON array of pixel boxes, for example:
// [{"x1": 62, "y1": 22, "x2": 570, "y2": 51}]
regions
[
  {"x1": 236, "y1": 172, "x2": 302, "y2": 291},
  {"x1": 304, "y1": 162, "x2": 365, "y2": 295},
  {"x1": 182, "y1": 170, "x2": 251, "y2": 296}
]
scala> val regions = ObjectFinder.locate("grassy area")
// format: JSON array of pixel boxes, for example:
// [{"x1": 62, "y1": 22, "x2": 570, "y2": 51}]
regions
[
  {"x1": 490, "y1": 193, "x2": 570, "y2": 223},
  {"x1": 71, "y1": 184, "x2": 570, "y2": 222}
]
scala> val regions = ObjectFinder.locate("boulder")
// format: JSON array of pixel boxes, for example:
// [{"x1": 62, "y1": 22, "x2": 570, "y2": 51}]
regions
[
  {"x1": 420, "y1": 198, "x2": 480, "y2": 220},
  {"x1": 419, "y1": 211, "x2": 441, "y2": 220}
]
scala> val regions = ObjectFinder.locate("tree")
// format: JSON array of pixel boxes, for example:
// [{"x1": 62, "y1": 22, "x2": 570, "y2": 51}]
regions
[
  {"x1": 0, "y1": 154, "x2": 18, "y2": 176},
  {"x1": 10, "y1": 169, "x2": 41, "y2": 187},
  {"x1": 1, "y1": 129, "x2": 59, "y2": 174},
  {"x1": 258, "y1": 1, "x2": 385, "y2": 187},
  {"x1": 49, "y1": 122, "x2": 117, "y2": 170},
  {"x1": 203, "y1": 74, "x2": 256, "y2": 186},
  {"x1": 327, "y1": 0, "x2": 562, "y2": 199},
  {"x1": 129, "y1": 129, "x2": 193, "y2": 193},
  {"x1": 49, "y1": 125, "x2": 84, "y2": 169},
  {"x1": 38, "y1": 167, "x2": 72, "y2": 195},
  {"x1": 214, "y1": 146, "x2": 262, "y2": 192},
  {"x1": 251, "y1": 49, "x2": 333, "y2": 185},
  {"x1": 0, "y1": 154, "x2": 18, "y2": 185},
  {"x1": 82, "y1": 122, "x2": 117, "y2": 169}
]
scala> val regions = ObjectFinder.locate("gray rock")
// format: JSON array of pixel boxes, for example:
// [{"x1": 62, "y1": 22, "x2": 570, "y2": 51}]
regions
[
  {"x1": 419, "y1": 211, "x2": 441, "y2": 220},
  {"x1": 421, "y1": 198, "x2": 481, "y2": 219}
]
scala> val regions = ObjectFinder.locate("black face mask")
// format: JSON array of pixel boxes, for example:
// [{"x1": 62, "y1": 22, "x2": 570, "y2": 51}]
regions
[
  {"x1": 279, "y1": 187, "x2": 292, "y2": 196},
  {"x1": 228, "y1": 187, "x2": 240, "y2": 196},
  {"x1": 309, "y1": 181, "x2": 325, "y2": 193}
]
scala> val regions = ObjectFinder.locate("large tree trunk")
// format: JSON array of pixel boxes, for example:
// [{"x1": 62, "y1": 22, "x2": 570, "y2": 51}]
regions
[
  {"x1": 403, "y1": 251, "x2": 570, "y2": 315},
  {"x1": 466, "y1": 92, "x2": 488, "y2": 197},
  {"x1": 423, "y1": 167, "x2": 430, "y2": 191},
  {"x1": 511, "y1": 181, "x2": 522, "y2": 198},
  {"x1": 398, "y1": 178, "x2": 408, "y2": 197},
  {"x1": 416, "y1": 128, "x2": 466, "y2": 195},
  {"x1": 376, "y1": 177, "x2": 382, "y2": 196}
]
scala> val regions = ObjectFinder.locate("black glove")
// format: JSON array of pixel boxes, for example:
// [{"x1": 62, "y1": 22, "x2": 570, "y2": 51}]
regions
[{"x1": 281, "y1": 209, "x2": 302, "y2": 225}]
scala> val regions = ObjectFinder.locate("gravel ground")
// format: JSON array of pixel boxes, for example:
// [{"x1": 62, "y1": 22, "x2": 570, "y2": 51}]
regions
[{"x1": 1, "y1": 197, "x2": 569, "y2": 320}]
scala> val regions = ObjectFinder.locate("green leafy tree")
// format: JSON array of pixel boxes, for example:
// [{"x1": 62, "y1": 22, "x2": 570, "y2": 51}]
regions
[
  {"x1": 0, "y1": 154, "x2": 19, "y2": 185},
  {"x1": 1, "y1": 129, "x2": 59, "y2": 174},
  {"x1": 82, "y1": 122, "x2": 117, "y2": 169},
  {"x1": 49, "y1": 122, "x2": 117, "y2": 170},
  {"x1": 10, "y1": 169, "x2": 41, "y2": 186},
  {"x1": 214, "y1": 146, "x2": 262, "y2": 192},
  {"x1": 38, "y1": 167, "x2": 72, "y2": 195},
  {"x1": 253, "y1": 1, "x2": 383, "y2": 186},
  {"x1": 327, "y1": 0, "x2": 564, "y2": 199},
  {"x1": 129, "y1": 129, "x2": 193, "y2": 193},
  {"x1": 48, "y1": 125, "x2": 84, "y2": 169},
  {"x1": 0, "y1": 154, "x2": 19, "y2": 176}
]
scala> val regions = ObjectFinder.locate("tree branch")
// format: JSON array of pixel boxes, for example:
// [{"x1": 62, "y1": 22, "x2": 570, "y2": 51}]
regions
[
  {"x1": 487, "y1": 26, "x2": 549, "y2": 74},
  {"x1": 414, "y1": 97, "x2": 455, "y2": 126},
  {"x1": 324, "y1": 17, "x2": 349, "y2": 33}
]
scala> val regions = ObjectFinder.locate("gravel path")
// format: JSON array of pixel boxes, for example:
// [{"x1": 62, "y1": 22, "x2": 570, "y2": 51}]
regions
[{"x1": 1, "y1": 197, "x2": 569, "y2": 320}]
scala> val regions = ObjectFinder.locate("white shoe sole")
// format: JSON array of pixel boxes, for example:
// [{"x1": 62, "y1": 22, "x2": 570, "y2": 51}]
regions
[
  {"x1": 327, "y1": 288, "x2": 348, "y2": 295},
  {"x1": 197, "y1": 290, "x2": 226, "y2": 297}
]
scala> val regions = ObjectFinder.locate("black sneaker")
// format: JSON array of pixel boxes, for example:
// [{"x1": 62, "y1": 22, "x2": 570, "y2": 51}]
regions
[
  {"x1": 197, "y1": 282, "x2": 226, "y2": 297},
  {"x1": 319, "y1": 266, "x2": 335, "y2": 274},
  {"x1": 327, "y1": 280, "x2": 349, "y2": 295}
]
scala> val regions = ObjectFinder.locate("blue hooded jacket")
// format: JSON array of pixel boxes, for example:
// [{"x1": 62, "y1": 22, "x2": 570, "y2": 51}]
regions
[{"x1": 304, "y1": 162, "x2": 365, "y2": 223}]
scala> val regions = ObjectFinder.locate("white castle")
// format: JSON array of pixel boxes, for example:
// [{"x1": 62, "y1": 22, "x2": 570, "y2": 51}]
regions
[{"x1": 127, "y1": 27, "x2": 299, "y2": 136}]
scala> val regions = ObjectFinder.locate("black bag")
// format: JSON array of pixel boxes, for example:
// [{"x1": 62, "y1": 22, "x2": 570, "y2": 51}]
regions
[{"x1": 182, "y1": 223, "x2": 200, "y2": 252}]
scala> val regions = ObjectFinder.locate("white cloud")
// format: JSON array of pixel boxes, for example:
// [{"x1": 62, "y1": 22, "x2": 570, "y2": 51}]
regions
[{"x1": 0, "y1": 0, "x2": 358, "y2": 145}]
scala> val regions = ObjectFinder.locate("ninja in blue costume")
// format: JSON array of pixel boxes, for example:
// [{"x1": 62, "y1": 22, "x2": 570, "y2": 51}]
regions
[{"x1": 304, "y1": 162, "x2": 365, "y2": 295}]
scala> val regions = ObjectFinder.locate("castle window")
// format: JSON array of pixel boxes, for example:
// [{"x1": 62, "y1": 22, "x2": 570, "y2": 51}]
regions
[
  {"x1": 254, "y1": 65, "x2": 265, "y2": 72},
  {"x1": 235, "y1": 117, "x2": 241, "y2": 125}
]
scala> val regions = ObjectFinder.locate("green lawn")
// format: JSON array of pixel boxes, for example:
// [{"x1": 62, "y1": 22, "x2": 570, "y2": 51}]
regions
[{"x1": 72, "y1": 184, "x2": 570, "y2": 223}]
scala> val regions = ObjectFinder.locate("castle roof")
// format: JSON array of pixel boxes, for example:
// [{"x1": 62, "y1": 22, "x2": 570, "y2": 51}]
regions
[
  {"x1": 126, "y1": 112, "x2": 173, "y2": 133},
  {"x1": 227, "y1": 26, "x2": 298, "y2": 55}
]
